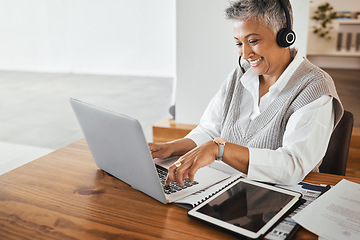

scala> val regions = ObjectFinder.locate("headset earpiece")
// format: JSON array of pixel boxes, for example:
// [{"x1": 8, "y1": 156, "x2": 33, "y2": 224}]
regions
[
  {"x1": 276, "y1": 0, "x2": 296, "y2": 48},
  {"x1": 276, "y1": 28, "x2": 296, "y2": 48}
]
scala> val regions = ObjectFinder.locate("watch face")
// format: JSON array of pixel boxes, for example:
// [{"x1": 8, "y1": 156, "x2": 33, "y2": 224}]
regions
[{"x1": 214, "y1": 137, "x2": 226, "y2": 145}]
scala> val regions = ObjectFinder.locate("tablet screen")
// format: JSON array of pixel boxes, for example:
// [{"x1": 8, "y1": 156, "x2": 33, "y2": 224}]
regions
[{"x1": 190, "y1": 179, "x2": 300, "y2": 238}]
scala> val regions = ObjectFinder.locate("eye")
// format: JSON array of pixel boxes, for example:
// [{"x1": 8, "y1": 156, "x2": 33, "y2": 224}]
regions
[
  {"x1": 236, "y1": 42, "x2": 243, "y2": 47},
  {"x1": 249, "y1": 39, "x2": 259, "y2": 45}
]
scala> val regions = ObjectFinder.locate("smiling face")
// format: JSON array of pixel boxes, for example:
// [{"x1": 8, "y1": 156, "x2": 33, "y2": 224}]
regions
[{"x1": 234, "y1": 19, "x2": 291, "y2": 83}]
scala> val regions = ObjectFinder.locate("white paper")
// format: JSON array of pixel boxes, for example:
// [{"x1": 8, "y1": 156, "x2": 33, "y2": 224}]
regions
[{"x1": 293, "y1": 179, "x2": 360, "y2": 240}]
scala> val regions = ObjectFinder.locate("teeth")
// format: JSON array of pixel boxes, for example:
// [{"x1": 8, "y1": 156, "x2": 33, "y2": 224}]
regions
[{"x1": 249, "y1": 57, "x2": 263, "y2": 66}]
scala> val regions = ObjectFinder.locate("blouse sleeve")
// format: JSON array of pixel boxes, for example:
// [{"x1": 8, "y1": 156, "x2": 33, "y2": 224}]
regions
[{"x1": 247, "y1": 95, "x2": 334, "y2": 185}]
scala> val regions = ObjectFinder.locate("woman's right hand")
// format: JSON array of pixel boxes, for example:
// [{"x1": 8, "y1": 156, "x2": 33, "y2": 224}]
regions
[{"x1": 148, "y1": 142, "x2": 174, "y2": 159}]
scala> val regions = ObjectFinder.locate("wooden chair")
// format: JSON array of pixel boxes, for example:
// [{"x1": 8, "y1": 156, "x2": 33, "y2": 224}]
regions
[{"x1": 320, "y1": 110, "x2": 354, "y2": 176}]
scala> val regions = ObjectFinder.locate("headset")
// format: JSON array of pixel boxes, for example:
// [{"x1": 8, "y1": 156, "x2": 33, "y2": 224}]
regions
[
  {"x1": 239, "y1": 0, "x2": 296, "y2": 73},
  {"x1": 276, "y1": 0, "x2": 296, "y2": 48}
]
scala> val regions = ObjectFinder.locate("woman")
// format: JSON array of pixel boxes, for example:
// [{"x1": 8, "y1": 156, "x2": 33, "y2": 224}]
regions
[{"x1": 149, "y1": 0, "x2": 343, "y2": 185}]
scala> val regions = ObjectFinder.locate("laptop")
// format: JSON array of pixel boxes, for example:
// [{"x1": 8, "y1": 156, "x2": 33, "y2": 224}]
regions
[{"x1": 70, "y1": 98, "x2": 230, "y2": 204}]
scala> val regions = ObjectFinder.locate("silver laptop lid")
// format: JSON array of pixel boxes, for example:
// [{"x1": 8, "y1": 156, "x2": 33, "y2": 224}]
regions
[{"x1": 70, "y1": 98, "x2": 167, "y2": 204}]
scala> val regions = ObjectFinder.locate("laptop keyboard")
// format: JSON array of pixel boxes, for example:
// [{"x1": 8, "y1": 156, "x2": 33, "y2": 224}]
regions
[{"x1": 156, "y1": 165, "x2": 199, "y2": 195}]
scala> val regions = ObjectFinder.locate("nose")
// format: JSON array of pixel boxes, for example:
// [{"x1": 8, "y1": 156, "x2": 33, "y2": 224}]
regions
[{"x1": 241, "y1": 44, "x2": 254, "y2": 60}]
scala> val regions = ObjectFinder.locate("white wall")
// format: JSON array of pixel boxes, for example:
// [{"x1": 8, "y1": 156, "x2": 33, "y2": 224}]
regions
[
  {"x1": 0, "y1": 0, "x2": 175, "y2": 77},
  {"x1": 291, "y1": 0, "x2": 310, "y2": 57},
  {"x1": 175, "y1": 0, "x2": 238, "y2": 124},
  {"x1": 175, "y1": 0, "x2": 310, "y2": 124}
]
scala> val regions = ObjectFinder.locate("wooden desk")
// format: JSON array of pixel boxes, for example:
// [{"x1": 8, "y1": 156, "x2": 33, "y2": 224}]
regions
[{"x1": 1, "y1": 139, "x2": 360, "y2": 240}]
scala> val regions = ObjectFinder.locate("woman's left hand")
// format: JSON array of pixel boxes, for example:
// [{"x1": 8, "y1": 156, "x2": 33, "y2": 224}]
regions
[{"x1": 165, "y1": 140, "x2": 218, "y2": 186}]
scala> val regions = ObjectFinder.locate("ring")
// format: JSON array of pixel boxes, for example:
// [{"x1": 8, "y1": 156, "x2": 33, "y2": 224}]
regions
[{"x1": 174, "y1": 160, "x2": 182, "y2": 168}]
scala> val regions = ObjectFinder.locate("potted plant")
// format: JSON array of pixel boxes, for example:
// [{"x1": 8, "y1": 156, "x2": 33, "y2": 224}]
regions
[{"x1": 312, "y1": 2, "x2": 337, "y2": 40}]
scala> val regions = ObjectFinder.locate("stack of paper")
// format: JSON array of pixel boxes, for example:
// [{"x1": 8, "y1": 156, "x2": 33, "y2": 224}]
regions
[{"x1": 293, "y1": 179, "x2": 360, "y2": 240}]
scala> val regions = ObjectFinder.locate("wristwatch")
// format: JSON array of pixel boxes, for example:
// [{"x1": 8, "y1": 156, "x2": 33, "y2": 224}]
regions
[{"x1": 213, "y1": 137, "x2": 226, "y2": 161}]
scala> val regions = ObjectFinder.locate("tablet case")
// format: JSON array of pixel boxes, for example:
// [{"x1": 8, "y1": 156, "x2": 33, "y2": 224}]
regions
[{"x1": 187, "y1": 180, "x2": 305, "y2": 240}]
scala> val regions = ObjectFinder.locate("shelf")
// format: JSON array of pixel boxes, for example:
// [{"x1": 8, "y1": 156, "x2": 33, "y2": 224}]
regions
[
  {"x1": 307, "y1": 51, "x2": 360, "y2": 57},
  {"x1": 335, "y1": 19, "x2": 360, "y2": 25}
]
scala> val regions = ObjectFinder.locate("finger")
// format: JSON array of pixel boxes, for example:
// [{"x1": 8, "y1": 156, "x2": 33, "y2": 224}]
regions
[
  {"x1": 184, "y1": 150, "x2": 211, "y2": 184},
  {"x1": 148, "y1": 143, "x2": 159, "y2": 158},
  {"x1": 183, "y1": 169, "x2": 190, "y2": 180},
  {"x1": 151, "y1": 151, "x2": 163, "y2": 159},
  {"x1": 175, "y1": 160, "x2": 193, "y2": 186},
  {"x1": 187, "y1": 165, "x2": 200, "y2": 184},
  {"x1": 165, "y1": 165, "x2": 177, "y2": 186},
  {"x1": 175, "y1": 168, "x2": 185, "y2": 186},
  {"x1": 148, "y1": 142, "x2": 157, "y2": 152},
  {"x1": 175, "y1": 150, "x2": 200, "y2": 185}
]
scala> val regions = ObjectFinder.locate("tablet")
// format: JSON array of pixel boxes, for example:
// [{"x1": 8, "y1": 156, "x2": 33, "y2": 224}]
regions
[{"x1": 187, "y1": 178, "x2": 302, "y2": 240}]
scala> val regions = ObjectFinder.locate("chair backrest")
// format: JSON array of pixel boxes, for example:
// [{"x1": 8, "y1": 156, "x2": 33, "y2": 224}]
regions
[{"x1": 320, "y1": 110, "x2": 354, "y2": 176}]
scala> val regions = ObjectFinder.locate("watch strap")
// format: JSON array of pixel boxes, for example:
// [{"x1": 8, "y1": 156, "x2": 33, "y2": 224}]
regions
[
  {"x1": 217, "y1": 143, "x2": 225, "y2": 160},
  {"x1": 213, "y1": 137, "x2": 226, "y2": 161}
]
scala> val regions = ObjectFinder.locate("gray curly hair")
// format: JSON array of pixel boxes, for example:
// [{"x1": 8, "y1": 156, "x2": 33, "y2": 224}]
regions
[{"x1": 224, "y1": 0, "x2": 293, "y2": 34}]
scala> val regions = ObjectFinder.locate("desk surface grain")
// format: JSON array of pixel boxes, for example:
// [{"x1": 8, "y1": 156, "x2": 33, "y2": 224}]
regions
[{"x1": 1, "y1": 139, "x2": 359, "y2": 240}]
